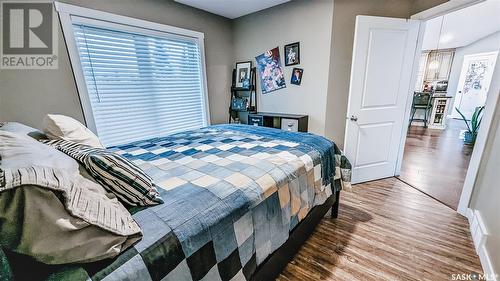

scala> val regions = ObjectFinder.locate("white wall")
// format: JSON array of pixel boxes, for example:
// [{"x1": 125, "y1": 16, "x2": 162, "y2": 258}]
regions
[
  {"x1": 232, "y1": 0, "x2": 334, "y2": 136},
  {"x1": 447, "y1": 31, "x2": 500, "y2": 114},
  {"x1": 468, "y1": 57, "x2": 500, "y2": 277},
  {"x1": 470, "y1": 111, "x2": 500, "y2": 277}
]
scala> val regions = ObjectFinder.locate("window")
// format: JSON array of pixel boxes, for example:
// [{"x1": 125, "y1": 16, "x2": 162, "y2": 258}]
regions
[{"x1": 56, "y1": 3, "x2": 209, "y2": 147}]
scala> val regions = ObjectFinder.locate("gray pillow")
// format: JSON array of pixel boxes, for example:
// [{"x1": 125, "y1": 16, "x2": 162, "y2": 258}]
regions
[
  {"x1": 0, "y1": 122, "x2": 47, "y2": 141},
  {"x1": 0, "y1": 131, "x2": 142, "y2": 264},
  {"x1": 0, "y1": 130, "x2": 77, "y2": 171}
]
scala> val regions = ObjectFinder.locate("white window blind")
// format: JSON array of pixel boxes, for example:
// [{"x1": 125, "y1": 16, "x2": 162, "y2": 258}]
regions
[{"x1": 72, "y1": 23, "x2": 208, "y2": 147}]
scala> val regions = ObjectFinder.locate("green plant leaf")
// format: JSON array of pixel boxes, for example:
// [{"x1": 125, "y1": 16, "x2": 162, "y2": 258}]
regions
[
  {"x1": 472, "y1": 106, "x2": 485, "y2": 134},
  {"x1": 471, "y1": 109, "x2": 478, "y2": 131},
  {"x1": 455, "y1": 107, "x2": 472, "y2": 132}
]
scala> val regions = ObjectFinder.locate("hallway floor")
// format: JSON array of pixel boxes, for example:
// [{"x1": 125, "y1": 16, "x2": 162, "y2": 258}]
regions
[
  {"x1": 278, "y1": 178, "x2": 482, "y2": 281},
  {"x1": 398, "y1": 119, "x2": 473, "y2": 209}
]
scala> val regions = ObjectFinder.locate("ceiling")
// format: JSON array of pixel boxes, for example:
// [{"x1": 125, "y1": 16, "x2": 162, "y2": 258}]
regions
[
  {"x1": 174, "y1": 0, "x2": 291, "y2": 19},
  {"x1": 422, "y1": 0, "x2": 500, "y2": 51}
]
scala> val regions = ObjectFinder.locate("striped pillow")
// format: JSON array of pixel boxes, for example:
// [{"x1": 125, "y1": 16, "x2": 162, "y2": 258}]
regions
[{"x1": 42, "y1": 139, "x2": 163, "y2": 206}]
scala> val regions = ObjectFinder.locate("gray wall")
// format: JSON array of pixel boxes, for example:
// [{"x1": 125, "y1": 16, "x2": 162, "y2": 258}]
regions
[
  {"x1": 232, "y1": 0, "x2": 334, "y2": 136},
  {"x1": 232, "y1": 0, "x2": 449, "y2": 141},
  {"x1": 0, "y1": 0, "x2": 233, "y2": 129},
  {"x1": 0, "y1": 0, "x2": 450, "y2": 144},
  {"x1": 469, "y1": 53, "x2": 500, "y2": 275},
  {"x1": 324, "y1": 0, "x2": 447, "y2": 148},
  {"x1": 447, "y1": 31, "x2": 500, "y2": 114}
]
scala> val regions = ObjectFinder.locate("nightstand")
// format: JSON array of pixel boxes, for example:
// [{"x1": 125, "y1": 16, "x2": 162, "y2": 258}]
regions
[{"x1": 248, "y1": 112, "x2": 308, "y2": 132}]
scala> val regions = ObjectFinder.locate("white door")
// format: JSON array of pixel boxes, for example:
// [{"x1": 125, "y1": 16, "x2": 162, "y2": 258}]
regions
[
  {"x1": 344, "y1": 16, "x2": 420, "y2": 184},
  {"x1": 451, "y1": 52, "x2": 498, "y2": 119}
]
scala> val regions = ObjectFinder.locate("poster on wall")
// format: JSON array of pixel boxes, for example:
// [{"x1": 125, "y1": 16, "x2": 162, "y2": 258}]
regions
[
  {"x1": 255, "y1": 47, "x2": 286, "y2": 94},
  {"x1": 463, "y1": 61, "x2": 487, "y2": 94}
]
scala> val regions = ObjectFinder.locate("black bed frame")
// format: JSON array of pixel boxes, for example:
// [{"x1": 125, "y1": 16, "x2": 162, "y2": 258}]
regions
[{"x1": 251, "y1": 179, "x2": 341, "y2": 281}]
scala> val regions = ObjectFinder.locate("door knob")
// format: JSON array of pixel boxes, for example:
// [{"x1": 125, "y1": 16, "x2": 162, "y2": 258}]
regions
[{"x1": 349, "y1": 115, "x2": 358, "y2": 122}]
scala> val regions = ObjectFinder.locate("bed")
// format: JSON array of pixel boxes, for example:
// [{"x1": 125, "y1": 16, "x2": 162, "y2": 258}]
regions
[{"x1": 2, "y1": 124, "x2": 351, "y2": 281}]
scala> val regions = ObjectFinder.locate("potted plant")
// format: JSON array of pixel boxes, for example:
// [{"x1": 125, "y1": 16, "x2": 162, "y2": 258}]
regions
[{"x1": 455, "y1": 106, "x2": 484, "y2": 145}]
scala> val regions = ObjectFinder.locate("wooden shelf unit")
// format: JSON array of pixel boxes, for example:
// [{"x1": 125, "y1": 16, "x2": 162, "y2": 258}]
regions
[
  {"x1": 229, "y1": 67, "x2": 257, "y2": 124},
  {"x1": 428, "y1": 96, "x2": 452, "y2": 129}
]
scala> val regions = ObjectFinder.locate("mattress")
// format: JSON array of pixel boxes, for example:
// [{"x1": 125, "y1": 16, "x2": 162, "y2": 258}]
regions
[{"x1": 10, "y1": 124, "x2": 351, "y2": 281}]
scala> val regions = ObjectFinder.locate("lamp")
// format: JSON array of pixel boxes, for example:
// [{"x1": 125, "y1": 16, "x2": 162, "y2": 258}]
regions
[
  {"x1": 428, "y1": 59, "x2": 440, "y2": 70},
  {"x1": 428, "y1": 16, "x2": 445, "y2": 70}
]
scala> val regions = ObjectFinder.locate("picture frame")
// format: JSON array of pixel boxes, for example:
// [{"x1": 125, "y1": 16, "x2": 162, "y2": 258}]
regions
[
  {"x1": 284, "y1": 42, "x2": 300, "y2": 66},
  {"x1": 235, "y1": 61, "x2": 252, "y2": 90},
  {"x1": 290, "y1": 68, "x2": 303, "y2": 85}
]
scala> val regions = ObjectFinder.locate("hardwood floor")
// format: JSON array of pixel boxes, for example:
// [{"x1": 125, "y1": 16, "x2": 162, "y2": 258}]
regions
[
  {"x1": 278, "y1": 178, "x2": 482, "y2": 281},
  {"x1": 398, "y1": 119, "x2": 473, "y2": 209}
]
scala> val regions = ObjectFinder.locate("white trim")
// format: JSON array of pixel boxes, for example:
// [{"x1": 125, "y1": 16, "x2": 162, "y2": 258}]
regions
[
  {"x1": 70, "y1": 16, "x2": 200, "y2": 44},
  {"x1": 55, "y1": 2, "x2": 210, "y2": 133},
  {"x1": 58, "y1": 10, "x2": 98, "y2": 132},
  {"x1": 469, "y1": 209, "x2": 487, "y2": 252},
  {"x1": 467, "y1": 209, "x2": 497, "y2": 281},
  {"x1": 410, "y1": 0, "x2": 484, "y2": 20},
  {"x1": 395, "y1": 20, "x2": 425, "y2": 175},
  {"x1": 54, "y1": 2, "x2": 204, "y2": 39},
  {"x1": 198, "y1": 37, "x2": 211, "y2": 126}
]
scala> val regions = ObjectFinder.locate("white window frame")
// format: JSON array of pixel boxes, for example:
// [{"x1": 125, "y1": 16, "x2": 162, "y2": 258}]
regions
[{"x1": 55, "y1": 2, "x2": 211, "y2": 134}]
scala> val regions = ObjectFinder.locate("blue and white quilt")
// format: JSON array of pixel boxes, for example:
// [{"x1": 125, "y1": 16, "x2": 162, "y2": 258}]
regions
[{"x1": 32, "y1": 125, "x2": 351, "y2": 281}]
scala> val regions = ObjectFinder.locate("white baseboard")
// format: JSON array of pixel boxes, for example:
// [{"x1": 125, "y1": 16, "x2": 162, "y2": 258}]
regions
[{"x1": 467, "y1": 208, "x2": 497, "y2": 281}]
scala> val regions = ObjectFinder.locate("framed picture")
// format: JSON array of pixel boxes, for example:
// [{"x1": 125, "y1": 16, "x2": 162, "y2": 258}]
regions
[
  {"x1": 235, "y1": 61, "x2": 252, "y2": 89},
  {"x1": 284, "y1": 42, "x2": 300, "y2": 66},
  {"x1": 291, "y1": 68, "x2": 303, "y2": 85},
  {"x1": 255, "y1": 47, "x2": 286, "y2": 94}
]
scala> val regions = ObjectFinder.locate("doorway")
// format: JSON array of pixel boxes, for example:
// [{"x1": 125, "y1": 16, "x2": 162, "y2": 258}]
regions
[
  {"x1": 343, "y1": 0, "x2": 500, "y2": 213},
  {"x1": 397, "y1": 0, "x2": 500, "y2": 209}
]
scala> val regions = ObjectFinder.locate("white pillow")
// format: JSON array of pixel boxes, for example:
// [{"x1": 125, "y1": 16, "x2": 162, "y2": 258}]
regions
[
  {"x1": 0, "y1": 130, "x2": 78, "y2": 171},
  {"x1": 42, "y1": 114, "x2": 104, "y2": 148}
]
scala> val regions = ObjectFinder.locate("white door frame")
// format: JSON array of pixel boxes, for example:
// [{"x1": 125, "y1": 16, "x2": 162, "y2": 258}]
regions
[
  {"x1": 395, "y1": 0, "x2": 494, "y2": 216},
  {"x1": 451, "y1": 51, "x2": 499, "y2": 119}
]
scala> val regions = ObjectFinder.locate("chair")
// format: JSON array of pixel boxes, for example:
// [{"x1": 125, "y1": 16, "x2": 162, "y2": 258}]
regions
[{"x1": 409, "y1": 92, "x2": 433, "y2": 128}]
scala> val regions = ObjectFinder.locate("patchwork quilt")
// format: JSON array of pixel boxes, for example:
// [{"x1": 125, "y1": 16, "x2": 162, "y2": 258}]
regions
[{"x1": 24, "y1": 125, "x2": 351, "y2": 281}]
